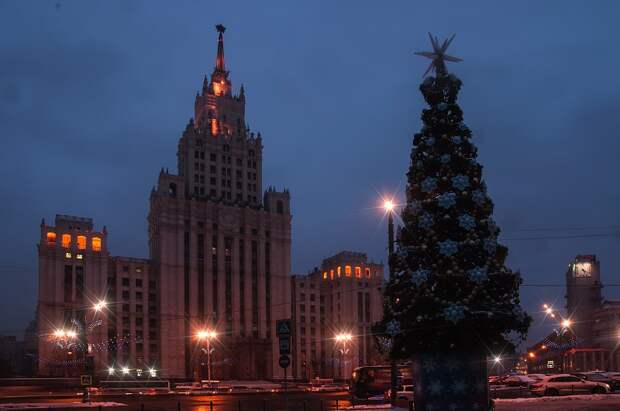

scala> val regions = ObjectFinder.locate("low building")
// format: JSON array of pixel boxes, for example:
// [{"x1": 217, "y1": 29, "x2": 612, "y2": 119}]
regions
[{"x1": 291, "y1": 251, "x2": 384, "y2": 380}]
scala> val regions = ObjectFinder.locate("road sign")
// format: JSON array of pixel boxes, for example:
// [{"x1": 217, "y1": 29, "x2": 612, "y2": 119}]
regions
[
  {"x1": 276, "y1": 319, "x2": 291, "y2": 337},
  {"x1": 80, "y1": 375, "x2": 92, "y2": 386},
  {"x1": 279, "y1": 337, "x2": 291, "y2": 355},
  {"x1": 279, "y1": 354, "x2": 290, "y2": 369}
]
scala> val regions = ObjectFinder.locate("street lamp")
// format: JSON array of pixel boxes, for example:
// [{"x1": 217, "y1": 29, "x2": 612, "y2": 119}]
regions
[
  {"x1": 93, "y1": 300, "x2": 108, "y2": 312},
  {"x1": 382, "y1": 197, "x2": 398, "y2": 405},
  {"x1": 335, "y1": 333, "x2": 352, "y2": 384},
  {"x1": 493, "y1": 355, "x2": 501, "y2": 364},
  {"x1": 561, "y1": 319, "x2": 572, "y2": 329},
  {"x1": 197, "y1": 329, "x2": 217, "y2": 385}
]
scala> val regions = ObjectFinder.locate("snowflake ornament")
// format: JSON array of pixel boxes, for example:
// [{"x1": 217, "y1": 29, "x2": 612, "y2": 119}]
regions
[
  {"x1": 386, "y1": 319, "x2": 400, "y2": 336},
  {"x1": 452, "y1": 174, "x2": 470, "y2": 190},
  {"x1": 468, "y1": 266, "x2": 488, "y2": 283},
  {"x1": 421, "y1": 177, "x2": 438, "y2": 193},
  {"x1": 437, "y1": 192, "x2": 457, "y2": 209},
  {"x1": 443, "y1": 304, "x2": 466, "y2": 323},
  {"x1": 458, "y1": 214, "x2": 476, "y2": 230},
  {"x1": 418, "y1": 213, "x2": 434, "y2": 229},
  {"x1": 412, "y1": 268, "x2": 430, "y2": 286},
  {"x1": 483, "y1": 237, "x2": 497, "y2": 254},
  {"x1": 471, "y1": 190, "x2": 486, "y2": 205},
  {"x1": 438, "y1": 240, "x2": 458, "y2": 256}
]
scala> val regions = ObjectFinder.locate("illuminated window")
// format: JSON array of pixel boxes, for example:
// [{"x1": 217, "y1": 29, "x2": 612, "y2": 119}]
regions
[
  {"x1": 65, "y1": 252, "x2": 72, "y2": 259},
  {"x1": 337, "y1": 266, "x2": 342, "y2": 277},
  {"x1": 46, "y1": 232, "x2": 57, "y2": 245},
  {"x1": 365, "y1": 268, "x2": 371, "y2": 278},
  {"x1": 77, "y1": 235, "x2": 86, "y2": 250},
  {"x1": 355, "y1": 266, "x2": 362, "y2": 278},
  {"x1": 323, "y1": 272, "x2": 327, "y2": 280},
  {"x1": 76, "y1": 254, "x2": 83, "y2": 260},
  {"x1": 345, "y1": 265, "x2": 352, "y2": 277},
  {"x1": 61, "y1": 234, "x2": 71, "y2": 248},
  {"x1": 330, "y1": 270, "x2": 334, "y2": 280},
  {"x1": 92, "y1": 237, "x2": 102, "y2": 252}
]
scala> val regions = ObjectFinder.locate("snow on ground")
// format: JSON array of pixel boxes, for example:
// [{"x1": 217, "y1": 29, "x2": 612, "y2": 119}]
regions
[
  {"x1": 0, "y1": 402, "x2": 126, "y2": 410},
  {"x1": 495, "y1": 394, "x2": 614, "y2": 403},
  {"x1": 344, "y1": 405, "x2": 408, "y2": 411},
  {"x1": 494, "y1": 394, "x2": 620, "y2": 411}
]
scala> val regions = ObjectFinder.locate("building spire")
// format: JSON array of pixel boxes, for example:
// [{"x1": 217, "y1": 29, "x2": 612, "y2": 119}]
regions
[{"x1": 215, "y1": 24, "x2": 226, "y2": 72}]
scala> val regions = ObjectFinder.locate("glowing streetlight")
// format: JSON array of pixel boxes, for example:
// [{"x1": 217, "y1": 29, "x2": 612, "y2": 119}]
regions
[
  {"x1": 562, "y1": 319, "x2": 572, "y2": 329},
  {"x1": 108, "y1": 367, "x2": 115, "y2": 375},
  {"x1": 53, "y1": 329, "x2": 66, "y2": 338},
  {"x1": 93, "y1": 300, "x2": 108, "y2": 312},
  {"x1": 196, "y1": 329, "x2": 217, "y2": 385},
  {"x1": 66, "y1": 330, "x2": 77, "y2": 339},
  {"x1": 336, "y1": 333, "x2": 353, "y2": 384},
  {"x1": 384, "y1": 200, "x2": 395, "y2": 212},
  {"x1": 121, "y1": 366, "x2": 130, "y2": 375},
  {"x1": 493, "y1": 355, "x2": 501, "y2": 364},
  {"x1": 149, "y1": 368, "x2": 157, "y2": 378},
  {"x1": 528, "y1": 352, "x2": 535, "y2": 359}
]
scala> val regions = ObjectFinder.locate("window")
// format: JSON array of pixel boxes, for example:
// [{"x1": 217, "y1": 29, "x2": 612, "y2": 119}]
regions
[
  {"x1": 330, "y1": 270, "x2": 334, "y2": 280},
  {"x1": 122, "y1": 278, "x2": 130, "y2": 287},
  {"x1": 300, "y1": 304, "x2": 306, "y2": 312},
  {"x1": 92, "y1": 237, "x2": 102, "y2": 252},
  {"x1": 76, "y1": 235, "x2": 86, "y2": 250},
  {"x1": 61, "y1": 234, "x2": 71, "y2": 248},
  {"x1": 365, "y1": 268, "x2": 371, "y2": 278},
  {"x1": 323, "y1": 272, "x2": 327, "y2": 280},
  {"x1": 46, "y1": 232, "x2": 56, "y2": 245},
  {"x1": 337, "y1": 266, "x2": 342, "y2": 277},
  {"x1": 122, "y1": 290, "x2": 130, "y2": 300},
  {"x1": 345, "y1": 265, "x2": 352, "y2": 277},
  {"x1": 355, "y1": 266, "x2": 362, "y2": 277},
  {"x1": 136, "y1": 304, "x2": 143, "y2": 313},
  {"x1": 136, "y1": 279, "x2": 143, "y2": 287},
  {"x1": 136, "y1": 291, "x2": 143, "y2": 300}
]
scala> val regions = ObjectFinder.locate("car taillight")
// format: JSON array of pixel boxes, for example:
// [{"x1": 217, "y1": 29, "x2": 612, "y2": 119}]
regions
[{"x1": 530, "y1": 383, "x2": 541, "y2": 389}]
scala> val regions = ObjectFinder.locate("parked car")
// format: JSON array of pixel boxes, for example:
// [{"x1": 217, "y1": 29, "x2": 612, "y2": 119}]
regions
[
  {"x1": 530, "y1": 374, "x2": 611, "y2": 396},
  {"x1": 573, "y1": 372, "x2": 618, "y2": 391},
  {"x1": 503, "y1": 375, "x2": 535, "y2": 387},
  {"x1": 385, "y1": 385, "x2": 414, "y2": 401},
  {"x1": 526, "y1": 374, "x2": 546, "y2": 382}
]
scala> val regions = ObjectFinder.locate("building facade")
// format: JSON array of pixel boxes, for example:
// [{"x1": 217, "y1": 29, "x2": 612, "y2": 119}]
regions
[
  {"x1": 37, "y1": 26, "x2": 292, "y2": 380},
  {"x1": 527, "y1": 254, "x2": 620, "y2": 373},
  {"x1": 291, "y1": 251, "x2": 384, "y2": 380}
]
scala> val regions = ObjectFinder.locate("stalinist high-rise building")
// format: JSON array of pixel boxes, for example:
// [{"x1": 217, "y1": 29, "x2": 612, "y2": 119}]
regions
[
  {"x1": 148, "y1": 25, "x2": 292, "y2": 379},
  {"x1": 37, "y1": 25, "x2": 292, "y2": 380}
]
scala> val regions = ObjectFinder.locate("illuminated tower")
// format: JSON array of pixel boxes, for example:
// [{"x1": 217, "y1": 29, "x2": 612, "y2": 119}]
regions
[
  {"x1": 565, "y1": 254, "x2": 603, "y2": 344},
  {"x1": 149, "y1": 25, "x2": 292, "y2": 379}
]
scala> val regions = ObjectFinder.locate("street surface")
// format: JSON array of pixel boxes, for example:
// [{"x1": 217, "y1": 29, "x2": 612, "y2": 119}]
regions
[{"x1": 0, "y1": 392, "x2": 351, "y2": 411}]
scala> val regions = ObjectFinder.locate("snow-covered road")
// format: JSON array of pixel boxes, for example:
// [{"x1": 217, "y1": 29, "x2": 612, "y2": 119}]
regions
[{"x1": 495, "y1": 394, "x2": 620, "y2": 410}]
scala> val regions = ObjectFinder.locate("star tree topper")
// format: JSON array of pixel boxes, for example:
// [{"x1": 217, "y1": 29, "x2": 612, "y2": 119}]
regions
[{"x1": 415, "y1": 33, "x2": 463, "y2": 77}]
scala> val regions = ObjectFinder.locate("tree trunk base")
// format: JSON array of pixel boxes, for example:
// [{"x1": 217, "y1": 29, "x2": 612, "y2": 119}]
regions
[{"x1": 412, "y1": 350, "x2": 490, "y2": 411}]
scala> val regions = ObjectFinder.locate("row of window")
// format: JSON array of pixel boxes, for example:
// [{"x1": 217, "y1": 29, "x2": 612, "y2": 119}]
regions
[
  {"x1": 193, "y1": 151, "x2": 258, "y2": 169},
  {"x1": 323, "y1": 265, "x2": 372, "y2": 280},
  {"x1": 47, "y1": 232, "x2": 102, "y2": 251}
]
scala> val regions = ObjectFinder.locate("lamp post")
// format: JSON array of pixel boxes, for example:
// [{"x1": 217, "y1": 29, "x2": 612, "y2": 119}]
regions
[
  {"x1": 197, "y1": 329, "x2": 217, "y2": 386},
  {"x1": 383, "y1": 199, "x2": 398, "y2": 406},
  {"x1": 335, "y1": 333, "x2": 352, "y2": 384}
]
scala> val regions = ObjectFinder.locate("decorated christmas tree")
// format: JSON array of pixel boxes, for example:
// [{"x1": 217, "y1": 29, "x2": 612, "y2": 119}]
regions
[{"x1": 378, "y1": 34, "x2": 531, "y2": 409}]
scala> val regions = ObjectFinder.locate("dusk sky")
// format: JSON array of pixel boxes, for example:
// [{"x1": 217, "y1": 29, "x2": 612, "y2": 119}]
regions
[{"x1": 1, "y1": 1, "x2": 619, "y2": 347}]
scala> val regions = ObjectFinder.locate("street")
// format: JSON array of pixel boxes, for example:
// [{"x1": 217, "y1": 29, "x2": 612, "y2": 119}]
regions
[{"x1": 0, "y1": 392, "x2": 351, "y2": 411}]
